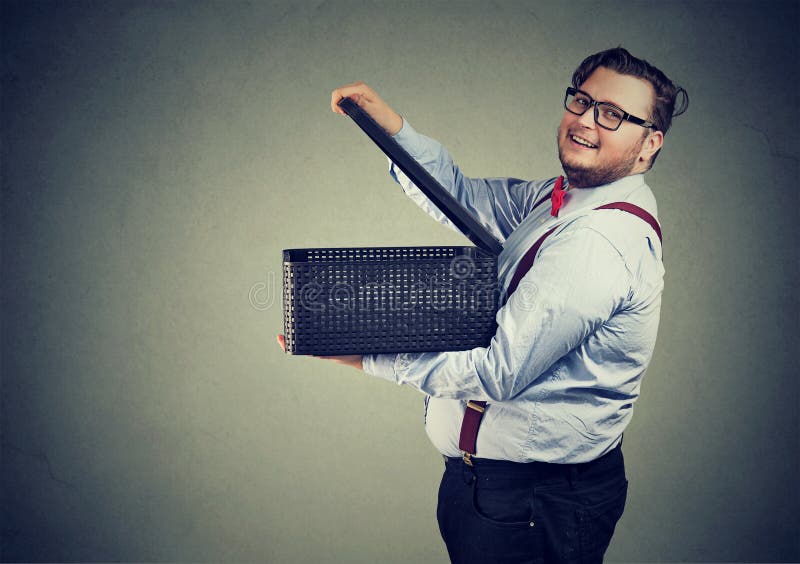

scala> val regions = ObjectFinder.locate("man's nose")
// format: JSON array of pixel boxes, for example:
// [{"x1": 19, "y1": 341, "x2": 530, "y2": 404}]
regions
[{"x1": 576, "y1": 106, "x2": 596, "y2": 128}]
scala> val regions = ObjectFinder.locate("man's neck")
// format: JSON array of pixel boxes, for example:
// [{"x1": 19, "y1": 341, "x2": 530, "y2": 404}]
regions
[{"x1": 566, "y1": 172, "x2": 644, "y2": 190}]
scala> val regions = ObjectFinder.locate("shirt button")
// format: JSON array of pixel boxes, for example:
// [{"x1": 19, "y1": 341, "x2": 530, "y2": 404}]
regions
[{"x1": 529, "y1": 521, "x2": 535, "y2": 527}]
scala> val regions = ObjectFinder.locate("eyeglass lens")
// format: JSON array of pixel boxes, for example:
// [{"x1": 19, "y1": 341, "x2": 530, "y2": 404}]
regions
[{"x1": 565, "y1": 91, "x2": 624, "y2": 130}]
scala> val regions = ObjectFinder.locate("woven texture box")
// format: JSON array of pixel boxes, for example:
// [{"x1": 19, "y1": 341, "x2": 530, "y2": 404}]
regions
[
  {"x1": 282, "y1": 98, "x2": 504, "y2": 356},
  {"x1": 283, "y1": 246, "x2": 498, "y2": 355}
]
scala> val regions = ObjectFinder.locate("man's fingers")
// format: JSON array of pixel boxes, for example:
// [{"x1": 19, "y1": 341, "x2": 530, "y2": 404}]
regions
[
  {"x1": 331, "y1": 91, "x2": 363, "y2": 114},
  {"x1": 330, "y1": 83, "x2": 401, "y2": 135},
  {"x1": 313, "y1": 354, "x2": 363, "y2": 371},
  {"x1": 330, "y1": 82, "x2": 374, "y2": 114},
  {"x1": 278, "y1": 337, "x2": 362, "y2": 370},
  {"x1": 330, "y1": 89, "x2": 349, "y2": 114}
]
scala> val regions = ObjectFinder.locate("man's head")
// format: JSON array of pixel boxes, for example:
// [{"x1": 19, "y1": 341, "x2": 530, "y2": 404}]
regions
[{"x1": 557, "y1": 47, "x2": 688, "y2": 188}]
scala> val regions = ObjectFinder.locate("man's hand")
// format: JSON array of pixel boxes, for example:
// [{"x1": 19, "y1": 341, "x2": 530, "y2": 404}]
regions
[
  {"x1": 276, "y1": 334, "x2": 364, "y2": 371},
  {"x1": 330, "y1": 81, "x2": 403, "y2": 136}
]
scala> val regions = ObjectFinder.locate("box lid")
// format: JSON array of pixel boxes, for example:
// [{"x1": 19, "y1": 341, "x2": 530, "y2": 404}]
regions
[{"x1": 338, "y1": 97, "x2": 504, "y2": 256}]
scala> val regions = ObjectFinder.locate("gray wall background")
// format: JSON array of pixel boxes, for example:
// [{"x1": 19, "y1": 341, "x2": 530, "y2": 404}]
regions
[{"x1": 2, "y1": 1, "x2": 798, "y2": 562}]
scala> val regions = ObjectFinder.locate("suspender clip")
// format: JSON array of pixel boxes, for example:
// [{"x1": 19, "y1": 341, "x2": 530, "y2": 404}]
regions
[
  {"x1": 466, "y1": 401, "x2": 485, "y2": 413},
  {"x1": 462, "y1": 452, "x2": 474, "y2": 466}
]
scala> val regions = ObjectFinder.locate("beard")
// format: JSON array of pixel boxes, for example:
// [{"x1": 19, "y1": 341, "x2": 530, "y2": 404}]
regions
[{"x1": 557, "y1": 131, "x2": 645, "y2": 189}]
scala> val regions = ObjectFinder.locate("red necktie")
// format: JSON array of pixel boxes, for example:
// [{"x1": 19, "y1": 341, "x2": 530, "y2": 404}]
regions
[{"x1": 550, "y1": 175, "x2": 566, "y2": 217}]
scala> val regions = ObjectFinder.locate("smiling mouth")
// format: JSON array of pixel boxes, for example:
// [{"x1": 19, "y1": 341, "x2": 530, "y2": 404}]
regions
[{"x1": 569, "y1": 134, "x2": 598, "y2": 149}]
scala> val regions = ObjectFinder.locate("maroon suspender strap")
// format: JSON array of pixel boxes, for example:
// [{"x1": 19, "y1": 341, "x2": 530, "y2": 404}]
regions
[
  {"x1": 530, "y1": 190, "x2": 555, "y2": 212},
  {"x1": 595, "y1": 202, "x2": 662, "y2": 244},
  {"x1": 503, "y1": 226, "x2": 558, "y2": 305},
  {"x1": 457, "y1": 201, "x2": 662, "y2": 465},
  {"x1": 457, "y1": 401, "x2": 487, "y2": 464}
]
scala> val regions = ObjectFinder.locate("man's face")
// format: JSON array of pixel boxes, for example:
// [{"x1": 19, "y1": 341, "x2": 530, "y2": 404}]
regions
[{"x1": 557, "y1": 67, "x2": 660, "y2": 188}]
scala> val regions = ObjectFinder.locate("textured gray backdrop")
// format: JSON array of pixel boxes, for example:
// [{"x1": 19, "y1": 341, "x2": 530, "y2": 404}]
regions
[{"x1": 2, "y1": 1, "x2": 798, "y2": 562}]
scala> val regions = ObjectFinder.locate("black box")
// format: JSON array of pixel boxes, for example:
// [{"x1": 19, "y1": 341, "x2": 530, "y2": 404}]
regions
[{"x1": 282, "y1": 98, "x2": 503, "y2": 355}]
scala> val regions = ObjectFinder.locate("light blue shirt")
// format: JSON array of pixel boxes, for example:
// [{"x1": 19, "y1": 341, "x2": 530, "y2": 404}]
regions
[{"x1": 362, "y1": 119, "x2": 665, "y2": 464}]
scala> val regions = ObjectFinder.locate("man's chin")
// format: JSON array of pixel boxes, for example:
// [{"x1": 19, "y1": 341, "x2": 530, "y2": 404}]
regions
[
  {"x1": 558, "y1": 157, "x2": 594, "y2": 188},
  {"x1": 561, "y1": 163, "x2": 633, "y2": 189},
  {"x1": 561, "y1": 166, "x2": 592, "y2": 189},
  {"x1": 558, "y1": 146, "x2": 639, "y2": 188},
  {"x1": 558, "y1": 147, "x2": 595, "y2": 180}
]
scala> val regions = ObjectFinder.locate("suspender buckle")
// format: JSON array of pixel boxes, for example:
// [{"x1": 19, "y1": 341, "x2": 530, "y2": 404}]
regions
[
  {"x1": 462, "y1": 452, "x2": 474, "y2": 466},
  {"x1": 466, "y1": 401, "x2": 485, "y2": 413}
]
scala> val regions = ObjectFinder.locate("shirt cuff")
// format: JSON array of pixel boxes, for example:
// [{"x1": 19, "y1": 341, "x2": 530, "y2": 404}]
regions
[
  {"x1": 390, "y1": 117, "x2": 426, "y2": 158},
  {"x1": 362, "y1": 353, "x2": 399, "y2": 383}
]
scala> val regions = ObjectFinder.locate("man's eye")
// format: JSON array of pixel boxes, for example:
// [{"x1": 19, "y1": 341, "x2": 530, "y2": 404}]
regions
[
  {"x1": 576, "y1": 97, "x2": 590, "y2": 106},
  {"x1": 604, "y1": 108, "x2": 621, "y2": 119}
]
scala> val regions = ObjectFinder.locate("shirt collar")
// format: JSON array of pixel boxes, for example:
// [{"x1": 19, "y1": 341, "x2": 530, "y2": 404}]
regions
[{"x1": 562, "y1": 173, "x2": 646, "y2": 211}]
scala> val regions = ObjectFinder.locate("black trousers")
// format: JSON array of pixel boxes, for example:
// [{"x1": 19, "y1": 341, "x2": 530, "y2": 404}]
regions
[{"x1": 436, "y1": 443, "x2": 627, "y2": 564}]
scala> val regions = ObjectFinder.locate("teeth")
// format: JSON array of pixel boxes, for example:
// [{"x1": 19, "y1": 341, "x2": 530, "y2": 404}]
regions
[{"x1": 571, "y1": 135, "x2": 597, "y2": 148}]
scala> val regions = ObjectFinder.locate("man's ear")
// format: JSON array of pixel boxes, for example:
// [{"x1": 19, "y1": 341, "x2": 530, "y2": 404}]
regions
[{"x1": 639, "y1": 130, "x2": 664, "y2": 163}]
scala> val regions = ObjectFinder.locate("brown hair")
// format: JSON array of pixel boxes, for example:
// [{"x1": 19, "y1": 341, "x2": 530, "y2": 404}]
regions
[{"x1": 572, "y1": 47, "x2": 689, "y2": 167}]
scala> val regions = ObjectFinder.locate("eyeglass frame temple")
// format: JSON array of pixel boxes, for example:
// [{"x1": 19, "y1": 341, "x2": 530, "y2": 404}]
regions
[{"x1": 564, "y1": 87, "x2": 656, "y2": 130}]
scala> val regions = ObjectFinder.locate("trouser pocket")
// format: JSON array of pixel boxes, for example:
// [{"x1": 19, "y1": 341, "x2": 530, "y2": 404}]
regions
[
  {"x1": 575, "y1": 479, "x2": 628, "y2": 563},
  {"x1": 470, "y1": 474, "x2": 534, "y2": 527}
]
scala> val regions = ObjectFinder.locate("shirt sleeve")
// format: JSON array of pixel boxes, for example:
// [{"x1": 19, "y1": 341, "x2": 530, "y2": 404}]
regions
[
  {"x1": 387, "y1": 118, "x2": 546, "y2": 242},
  {"x1": 362, "y1": 225, "x2": 633, "y2": 400}
]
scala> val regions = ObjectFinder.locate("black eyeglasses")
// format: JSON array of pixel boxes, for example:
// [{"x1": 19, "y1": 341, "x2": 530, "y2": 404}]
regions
[{"x1": 564, "y1": 87, "x2": 656, "y2": 131}]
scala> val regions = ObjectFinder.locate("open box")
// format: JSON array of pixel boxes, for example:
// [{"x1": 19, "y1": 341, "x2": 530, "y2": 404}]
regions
[{"x1": 282, "y1": 98, "x2": 503, "y2": 356}]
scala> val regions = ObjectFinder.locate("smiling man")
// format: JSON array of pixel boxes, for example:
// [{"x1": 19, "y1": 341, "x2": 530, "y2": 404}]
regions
[
  {"x1": 559, "y1": 65, "x2": 664, "y2": 188},
  {"x1": 282, "y1": 47, "x2": 687, "y2": 563}
]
